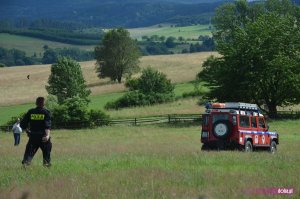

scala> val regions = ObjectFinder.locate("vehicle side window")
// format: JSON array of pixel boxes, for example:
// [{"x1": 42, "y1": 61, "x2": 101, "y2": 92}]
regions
[
  {"x1": 232, "y1": 116, "x2": 237, "y2": 125},
  {"x1": 239, "y1": 116, "x2": 250, "y2": 127},
  {"x1": 251, "y1": 117, "x2": 257, "y2": 128},
  {"x1": 258, "y1": 117, "x2": 265, "y2": 128}
]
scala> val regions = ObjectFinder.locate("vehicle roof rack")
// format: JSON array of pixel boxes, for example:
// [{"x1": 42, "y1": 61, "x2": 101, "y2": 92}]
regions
[{"x1": 212, "y1": 102, "x2": 260, "y2": 111}]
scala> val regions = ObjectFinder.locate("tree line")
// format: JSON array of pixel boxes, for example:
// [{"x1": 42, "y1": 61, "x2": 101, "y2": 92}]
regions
[{"x1": 0, "y1": 47, "x2": 94, "y2": 67}]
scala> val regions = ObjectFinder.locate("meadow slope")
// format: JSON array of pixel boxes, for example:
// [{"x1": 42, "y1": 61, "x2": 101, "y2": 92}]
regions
[{"x1": 0, "y1": 52, "x2": 216, "y2": 106}]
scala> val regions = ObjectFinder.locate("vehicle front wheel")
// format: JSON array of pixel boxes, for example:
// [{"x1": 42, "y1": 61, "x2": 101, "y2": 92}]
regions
[
  {"x1": 270, "y1": 141, "x2": 277, "y2": 154},
  {"x1": 244, "y1": 140, "x2": 253, "y2": 152}
]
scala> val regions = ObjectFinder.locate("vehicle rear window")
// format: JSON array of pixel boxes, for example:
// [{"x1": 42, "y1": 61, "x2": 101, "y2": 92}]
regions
[
  {"x1": 213, "y1": 114, "x2": 229, "y2": 123},
  {"x1": 239, "y1": 116, "x2": 250, "y2": 127}
]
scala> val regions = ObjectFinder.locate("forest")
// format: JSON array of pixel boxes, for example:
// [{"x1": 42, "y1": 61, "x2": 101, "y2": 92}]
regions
[{"x1": 0, "y1": 0, "x2": 232, "y2": 27}]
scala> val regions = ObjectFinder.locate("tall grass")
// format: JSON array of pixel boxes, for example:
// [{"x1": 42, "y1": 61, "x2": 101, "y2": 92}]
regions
[{"x1": 0, "y1": 120, "x2": 299, "y2": 199}]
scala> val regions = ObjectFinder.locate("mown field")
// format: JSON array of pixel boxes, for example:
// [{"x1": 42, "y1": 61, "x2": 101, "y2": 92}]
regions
[
  {"x1": 0, "y1": 120, "x2": 299, "y2": 199},
  {"x1": 0, "y1": 33, "x2": 94, "y2": 57},
  {"x1": 128, "y1": 24, "x2": 212, "y2": 40}
]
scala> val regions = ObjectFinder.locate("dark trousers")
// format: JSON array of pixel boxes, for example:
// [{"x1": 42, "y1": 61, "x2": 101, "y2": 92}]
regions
[
  {"x1": 13, "y1": 133, "x2": 20, "y2": 146},
  {"x1": 22, "y1": 135, "x2": 52, "y2": 165}
]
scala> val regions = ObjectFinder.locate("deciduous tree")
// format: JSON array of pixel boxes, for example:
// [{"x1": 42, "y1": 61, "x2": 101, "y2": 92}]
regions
[
  {"x1": 46, "y1": 57, "x2": 91, "y2": 104},
  {"x1": 199, "y1": 0, "x2": 300, "y2": 118},
  {"x1": 95, "y1": 28, "x2": 140, "y2": 83}
]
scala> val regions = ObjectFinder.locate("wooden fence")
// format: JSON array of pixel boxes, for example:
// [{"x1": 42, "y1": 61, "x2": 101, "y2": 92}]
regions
[
  {"x1": 1, "y1": 111, "x2": 299, "y2": 132},
  {"x1": 0, "y1": 114, "x2": 203, "y2": 132}
]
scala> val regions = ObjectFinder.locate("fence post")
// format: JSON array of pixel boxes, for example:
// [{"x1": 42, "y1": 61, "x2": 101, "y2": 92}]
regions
[
  {"x1": 135, "y1": 118, "x2": 137, "y2": 126},
  {"x1": 168, "y1": 115, "x2": 171, "y2": 123}
]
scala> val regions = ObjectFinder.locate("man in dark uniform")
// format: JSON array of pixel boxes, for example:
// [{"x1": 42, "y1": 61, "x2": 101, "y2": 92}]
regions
[{"x1": 20, "y1": 97, "x2": 52, "y2": 167}]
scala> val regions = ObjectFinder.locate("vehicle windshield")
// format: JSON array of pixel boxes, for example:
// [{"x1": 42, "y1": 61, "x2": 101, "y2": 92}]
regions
[{"x1": 212, "y1": 114, "x2": 229, "y2": 123}]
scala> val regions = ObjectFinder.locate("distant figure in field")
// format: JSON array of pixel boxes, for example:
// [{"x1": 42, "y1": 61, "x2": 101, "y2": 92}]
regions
[
  {"x1": 20, "y1": 97, "x2": 52, "y2": 167},
  {"x1": 12, "y1": 118, "x2": 22, "y2": 146},
  {"x1": 27, "y1": 75, "x2": 30, "y2": 79}
]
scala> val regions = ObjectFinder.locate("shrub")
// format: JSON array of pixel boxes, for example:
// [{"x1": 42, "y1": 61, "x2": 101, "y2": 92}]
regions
[
  {"x1": 89, "y1": 109, "x2": 110, "y2": 127},
  {"x1": 106, "y1": 68, "x2": 175, "y2": 109},
  {"x1": 50, "y1": 96, "x2": 109, "y2": 129},
  {"x1": 105, "y1": 91, "x2": 175, "y2": 110}
]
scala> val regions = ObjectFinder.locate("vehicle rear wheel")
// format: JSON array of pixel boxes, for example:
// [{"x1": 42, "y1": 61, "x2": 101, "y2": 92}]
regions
[
  {"x1": 270, "y1": 141, "x2": 277, "y2": 154},
  {"x1": 245, "y1": 140, "x2": 253, "y2": 152},
  {"x1": 213, "y1": 120, "x2": 230, "y2": 139}
]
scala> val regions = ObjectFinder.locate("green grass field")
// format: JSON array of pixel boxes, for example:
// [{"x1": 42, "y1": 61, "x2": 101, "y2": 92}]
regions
[
  {"x1": 0, "y1": 33, "x2": 94, "y2": 57},
  {"x1": 128, "y1": 24, "x2": 212, "y2": 40},
  {"x1": 0, "y1": 120, "x2": 299, "y2": 199}
]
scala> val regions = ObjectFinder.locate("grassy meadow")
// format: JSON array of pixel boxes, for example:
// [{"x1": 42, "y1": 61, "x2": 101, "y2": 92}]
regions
[
  {"x1": 0, "y1": 33, "x2": 94, "y2": 57},
  {"x1": 0, "y1": 120, "x2": 299, "y2": 199},
  {"x1": 0, "y1": 82, "x2": 198, "y2": 125}
]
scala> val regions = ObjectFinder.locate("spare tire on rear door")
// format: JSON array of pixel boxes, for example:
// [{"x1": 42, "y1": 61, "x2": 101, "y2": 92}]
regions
[{"x1": 213, "y1": 120, "x2": 231, "y2": 139}]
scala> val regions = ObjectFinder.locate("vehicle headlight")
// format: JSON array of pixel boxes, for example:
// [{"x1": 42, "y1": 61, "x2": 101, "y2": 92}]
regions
[{"x1": 202, "y1": 131, "x2": 209, "y2": 138}]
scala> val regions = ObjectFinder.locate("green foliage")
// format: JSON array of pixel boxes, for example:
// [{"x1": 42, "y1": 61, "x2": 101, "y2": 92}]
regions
[
  {"x1": 46, "y1": 57, "x2": 91, "y2": 104},
  {"x1": 89, "y1": 109, "x2": 110, "y2": 127},
  {"x1": 52, "y1": 97, "x2": 89, "y2": 124},
  {"x1": 132, "y1": 68, "x2": 174, "y2": 95},
  {"x1": 105, "y1": 91, "x2": 175, "y2": 109},
  {"x1": 165, "y1": 36, "x2": 177, "y2": 48},
  {"x1": 199, "y1": 0, "x2": 300, "y2": 118},
  {"x1": 49, "y1": 96, "x2": 109, "y2": 129},
  {"x1": 105, "y1": 68, "x2": 175, "y2": 109},
  {"x1": 42, "y1": 48, "x2": 58, "y2": 64},
  {"x1": 144, "y1": 42, "x2": 171, "y2": 55},
  {"x1": 95, "y1": 28, "x2": 141, "y2": 83},
  {"x1": 189, "y1": 37, "x2": 215, "y2": 53},
  {"x1": 42, "y1": 47, "x2": 94, "y2": 64}
]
